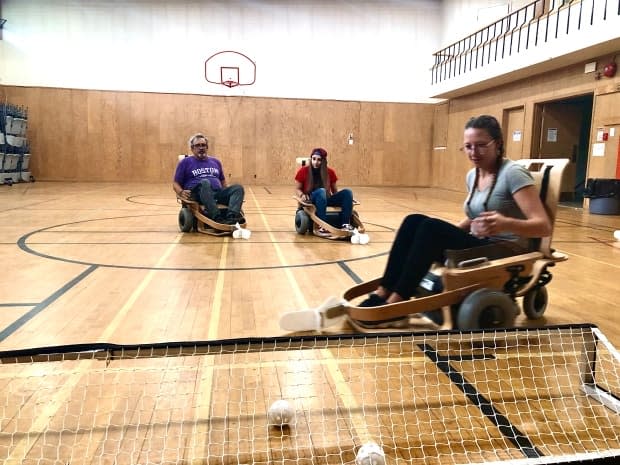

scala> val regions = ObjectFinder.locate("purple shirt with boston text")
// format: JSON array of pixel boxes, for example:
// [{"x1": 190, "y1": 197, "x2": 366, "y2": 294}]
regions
[{"x1": 174, "y1": 155, "x2": 225, "y2": 191}]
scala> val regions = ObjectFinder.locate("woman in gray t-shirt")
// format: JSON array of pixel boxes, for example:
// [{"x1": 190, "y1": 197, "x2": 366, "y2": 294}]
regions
[{"x1": 356, "y1": 115, "x2": 551, "y2": 324}]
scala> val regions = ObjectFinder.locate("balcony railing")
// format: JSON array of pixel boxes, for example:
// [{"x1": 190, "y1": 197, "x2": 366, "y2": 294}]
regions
[{"x1": 431, "y1": 0, "x2": 619, "y2": 85}]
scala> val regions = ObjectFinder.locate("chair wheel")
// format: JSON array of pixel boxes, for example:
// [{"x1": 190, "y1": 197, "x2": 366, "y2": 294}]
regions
[
  {"x1": 295, "y1": 209, "x2": 310, "y2": 234},
  {"x1": 457, "y1": 288, "x2": 518, "y2": 330},
  {"x1": 178, "y1": 207, "x2": 195, "y2": 232},
  {"x1": 522, "y1": 286, "x2": 548, "y2": 320}
]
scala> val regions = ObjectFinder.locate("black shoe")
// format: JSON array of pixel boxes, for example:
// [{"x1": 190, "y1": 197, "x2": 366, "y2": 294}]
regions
[
  {"x1": 211, "y1": 213, "x2": 228, "y2": 224},
  {"x1": 225, "y1": 213, "x2": 244, "y2": 225},
  {"x1": 358, "y1": 293, "x2": 387, "y2": 307}
]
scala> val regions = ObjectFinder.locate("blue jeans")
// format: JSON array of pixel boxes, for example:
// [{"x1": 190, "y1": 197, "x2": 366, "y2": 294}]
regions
[
  {"x1": 311, "y1": 188, "x2": 353, "y2": 225},
  {"x1": 192, "y1": 181, "x2": 244, "y2": 219}
]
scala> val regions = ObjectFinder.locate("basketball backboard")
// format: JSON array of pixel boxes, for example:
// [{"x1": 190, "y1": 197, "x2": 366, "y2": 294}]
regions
[{"x1": 205, "y1": 50, "x2": 256, "y2": 88}]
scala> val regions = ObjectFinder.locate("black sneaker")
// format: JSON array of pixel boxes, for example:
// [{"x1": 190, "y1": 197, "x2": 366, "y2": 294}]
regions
[
  {"x1": 358, "y1": 293, "x2": 387, "y2": 307},
  {"x1": 212, "y1": 213, "x2": 228, "y2": 224},
  {"x1": 225, "y1": 213, "x2": 244, "y2": 225}
]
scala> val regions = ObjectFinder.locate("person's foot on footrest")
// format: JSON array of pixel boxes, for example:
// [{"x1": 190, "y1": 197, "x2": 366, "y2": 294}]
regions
[
  {"x1": 225, "y1": 212, "x2": 245, "y2": 225},
  {"x1": 358, "y1": 293, "x2": 387, "y2": 307}
]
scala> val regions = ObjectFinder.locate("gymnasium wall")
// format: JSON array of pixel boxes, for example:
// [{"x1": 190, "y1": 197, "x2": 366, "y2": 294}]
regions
[
  {"x1": 0, "y1": 0, "x2": 442, "y2": 104},
  {"x1": 433, "y1": 51, "x2": 620, "y2": 192},
  {"x1": 0, "y1": 85, "x2": 435, "y2": 186}
]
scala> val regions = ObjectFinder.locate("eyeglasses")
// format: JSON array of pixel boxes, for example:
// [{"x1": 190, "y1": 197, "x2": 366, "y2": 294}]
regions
[
  {"x1": 192, "y1": 143, "x2": 207, "y2": 148},
  {"x1": 460, "y1": 140, "x2": 495, "y2": 152}
]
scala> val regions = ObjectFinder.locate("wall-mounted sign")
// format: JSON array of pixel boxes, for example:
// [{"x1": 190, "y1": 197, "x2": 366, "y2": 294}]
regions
[
  {"x1": 547, "y1": 128, "x2": 557, "y2": 142},
  {"x1": 592, "y1": 142, "x2": 605, "y2": 157},
  {"x1": 512, "y1": 130, "x2": 522, "y2": 142}
]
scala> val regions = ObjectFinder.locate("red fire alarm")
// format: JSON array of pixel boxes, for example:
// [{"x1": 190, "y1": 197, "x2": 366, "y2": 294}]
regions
[
  {"x1": 603, "y1": 62, "x2": 617, "y2": 78},
  {"x1": 603, "y1": 132, "x2": 609, "y2": 141}
]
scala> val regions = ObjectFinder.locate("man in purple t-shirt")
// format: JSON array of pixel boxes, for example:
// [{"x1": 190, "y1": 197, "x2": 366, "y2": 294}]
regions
[{"x1": 173, "y1": 133, "x2": 245, "y2": 224}]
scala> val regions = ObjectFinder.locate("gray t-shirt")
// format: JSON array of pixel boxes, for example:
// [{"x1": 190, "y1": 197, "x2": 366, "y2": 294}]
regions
[{"x1": 464, "y1": 158, "x2": 534, "y2": 242}]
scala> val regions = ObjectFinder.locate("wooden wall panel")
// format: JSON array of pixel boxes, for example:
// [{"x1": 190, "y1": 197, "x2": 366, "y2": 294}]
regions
[
  {"x1": 1, "y1": 86, "x2": 434, "y2": 187},
  {"x1": 4, "y1": 50, "x2": 617, "y2": 192}
]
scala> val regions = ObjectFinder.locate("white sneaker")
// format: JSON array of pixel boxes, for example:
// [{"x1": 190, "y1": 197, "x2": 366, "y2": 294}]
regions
[{"x1": 279, "y1": 296, "x2": 349, "y2": 331}]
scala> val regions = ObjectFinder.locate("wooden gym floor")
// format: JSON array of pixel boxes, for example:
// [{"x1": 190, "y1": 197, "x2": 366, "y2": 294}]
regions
[
  {"x1": 1, "y1": 182, "x2": 620, "y2": 465},
  {"x1": 0, "y1": 181, "x2": 619, "y2": 350}
]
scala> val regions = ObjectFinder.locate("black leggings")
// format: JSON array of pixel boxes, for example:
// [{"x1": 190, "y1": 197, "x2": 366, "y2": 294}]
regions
[{"x1": 381, "y1": 214, "x2": 491, "y2": 300}]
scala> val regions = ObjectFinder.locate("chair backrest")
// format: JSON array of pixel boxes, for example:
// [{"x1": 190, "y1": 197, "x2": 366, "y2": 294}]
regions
[{"x1": 512, "y1": 158, "x2": 570, "y2": 257}]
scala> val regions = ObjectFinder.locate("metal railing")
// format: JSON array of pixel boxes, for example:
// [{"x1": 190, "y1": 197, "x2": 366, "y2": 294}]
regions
[{"x1": 431, "y1": 0, "x2": 618, "y2": 85}]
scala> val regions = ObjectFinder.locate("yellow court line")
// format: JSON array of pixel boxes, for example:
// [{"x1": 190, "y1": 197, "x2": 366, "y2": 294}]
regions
[
  {"x1": 100, "y1": 232, "x2": 186, "y2": 341},
  {"x1": 97, "y1": 229, "x2": 228, "y2": 460},
  {"x1": 190, "y1": 233, "x2": 231, "y2": 460},
  {"x1": 5, "y1": 233, "x2": 194, "y2": 462},
  {"x1": 4, "y1": 359, "x2": 97, "y2": 464},
  {"x1": 189, "y1": 235, "x2": 230, "y2": 460},
  {"x1": 249, "y1": 188, "x2": 372, "y2": 446},
  {"x1": 248, "y1": 187, "x2": 307, "y2": 308}
]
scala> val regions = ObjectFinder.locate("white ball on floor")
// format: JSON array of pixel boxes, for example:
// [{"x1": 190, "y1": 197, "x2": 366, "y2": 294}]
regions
[
  {"x1": 241, "y1": 228, "x2": 251, "y2": 240},
  {"x1": 232, "y1": 229, "x2": 242, "y2": 239},
  {"x1": 351, "y1": 234, "x2": 360, "y2": 244},
  {"x1": 267, "y1": 400, "x2": 294, "y2": 426},
  {"x1": 358, "y1": 234, "x2": 370, "y2": 245},
  {"x1": 614, "y1": 230, "x2": 620, "y2": 241},
  {"x1": 355, "y1": 442, "x2": 385, "y2": 465}
]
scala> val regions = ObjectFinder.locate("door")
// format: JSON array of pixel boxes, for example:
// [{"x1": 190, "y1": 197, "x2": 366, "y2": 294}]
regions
[
  {"x1": 534, "y1": 94, "x2": 593, "y2": 203},
  {"x1": 503, "y1": 107, "x2": 525, "y2": 159}
]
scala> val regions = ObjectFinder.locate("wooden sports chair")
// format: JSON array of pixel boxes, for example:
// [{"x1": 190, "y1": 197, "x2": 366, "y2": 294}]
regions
[
  {"x1": 176, "y1": 155, "x2": 247, "y2": 236},
  {"x1": 342, "y1": 158, "x2": 570, "y2": 332},
  {"x1": 294, "y1": 197, "x2": 365, "y2": 240}
]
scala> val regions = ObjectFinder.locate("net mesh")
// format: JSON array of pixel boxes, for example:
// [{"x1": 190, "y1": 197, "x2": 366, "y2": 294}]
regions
[{"x1": 1, "y1": 324, "x2": 619, "y2": 465}]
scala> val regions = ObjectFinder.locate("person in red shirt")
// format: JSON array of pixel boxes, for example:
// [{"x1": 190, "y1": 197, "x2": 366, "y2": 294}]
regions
[{"x1": 294, "y1": 148, "x2": 354, "y2": 236}]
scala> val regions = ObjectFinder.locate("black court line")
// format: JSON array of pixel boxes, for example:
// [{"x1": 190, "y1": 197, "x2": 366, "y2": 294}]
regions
[
  {"x1": 17, "y1": 216, "x2": 392, "y2": 271},
  {"x1": 0, "y1": 265, "x2": 98, "y2": 343},
  {"x1": 337, "y1": 261, "x2": 364, "y2": 284},
  {"x1": 0, "y1": 303, "x2": 38, "y2": 307},
  {"x1": 419, "y1": 342, "x2": 543, "y2": 459}
]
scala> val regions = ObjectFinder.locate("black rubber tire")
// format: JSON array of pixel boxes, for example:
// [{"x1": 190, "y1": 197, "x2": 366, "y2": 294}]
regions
[
  {"x1": 457, "y1": 288, "x2": 518, "y2": 330},
  {"x1": 178, "y1": 207, "x2": 194, "y2": 233},
  {"x1": 522, "y1": 286, "x2": 548, "y2": 320},
  {"x1": 295, "y1": 209, "x2": 310, "y2": 234}
]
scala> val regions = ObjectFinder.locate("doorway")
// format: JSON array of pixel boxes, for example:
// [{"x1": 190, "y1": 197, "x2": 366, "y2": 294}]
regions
[{"x1": 532, "y1": 94, "x2": 593, "y2": 206}]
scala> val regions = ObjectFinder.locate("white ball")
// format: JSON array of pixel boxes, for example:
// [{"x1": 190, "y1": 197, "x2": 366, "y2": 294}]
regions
[
  {"x1": 358, "y1": 234, "x2": 370, "y2": 245},
  {"x1": 351, "y1": 234, "x2": 360, "y2": 244},
  {"x1": 232, "y1": 229, "x2": 242, "y2": 239},
  {"x1": 614, "y1": 230, "x2": 620, "y2": 241},
  {"x1": 267, "y1": 400, "x2": 294, "y2": 426},
  {"x1": 355, "y1": 442, "x2": 385, "y2": 465},
  {"x1": 241, "y1": 228, "x2": 252, "y2": 240}
]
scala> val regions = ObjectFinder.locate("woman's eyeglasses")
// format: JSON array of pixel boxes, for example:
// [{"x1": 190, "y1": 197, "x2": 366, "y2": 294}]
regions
[
  {"x1": 460, "y1": 139, "x2": 495, "y2": 152},
  {"x1": 193, "y1": 143, "x2": 208, "y2": 148}
]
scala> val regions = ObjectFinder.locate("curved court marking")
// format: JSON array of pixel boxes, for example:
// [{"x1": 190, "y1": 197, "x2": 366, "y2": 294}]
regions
[{"x1": 16, "y1": 216, "x2": 390, "y2": 271}]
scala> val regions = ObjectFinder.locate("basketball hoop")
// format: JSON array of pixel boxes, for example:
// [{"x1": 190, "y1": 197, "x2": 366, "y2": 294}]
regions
[{"x1": 205, "y1": 50, "x2": 256, "y2": 88}]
